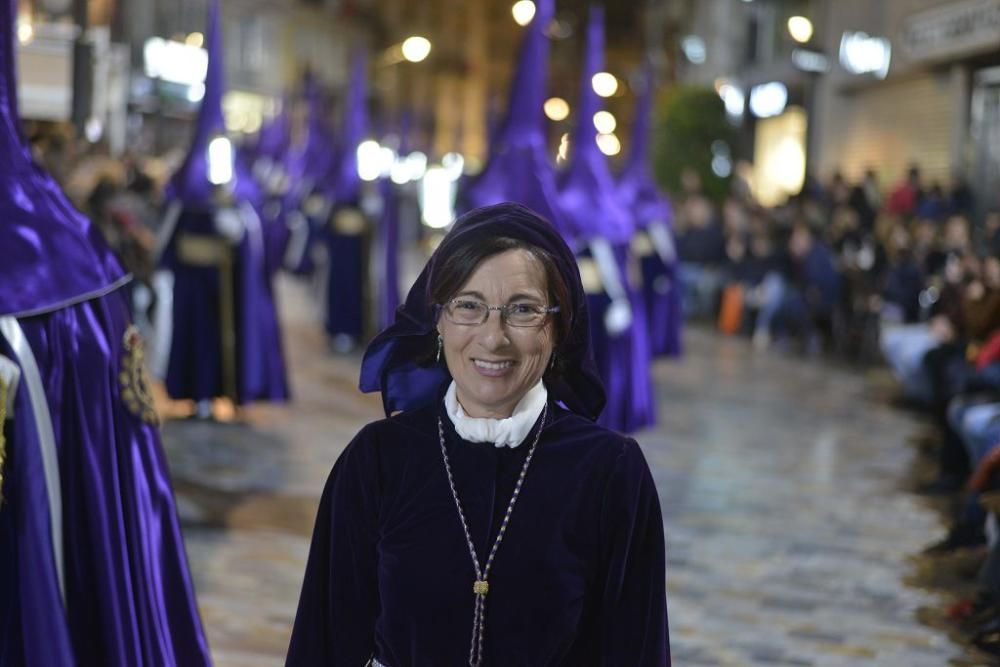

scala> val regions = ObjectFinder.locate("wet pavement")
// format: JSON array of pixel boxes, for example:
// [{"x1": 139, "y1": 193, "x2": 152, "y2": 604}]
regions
[{"x1": 162, "y1": 278, "x2": 973, "y2": 666}]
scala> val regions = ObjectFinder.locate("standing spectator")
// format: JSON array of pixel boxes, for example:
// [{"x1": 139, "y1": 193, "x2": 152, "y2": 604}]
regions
[{"x1": 886, "y1": 165, "x2": 924, "y2": 219}]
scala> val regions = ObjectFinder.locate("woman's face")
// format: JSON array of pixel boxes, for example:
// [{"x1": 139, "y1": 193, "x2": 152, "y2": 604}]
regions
[{"x1": 437, "y1": 249, "x2": 556, "y2": 419}]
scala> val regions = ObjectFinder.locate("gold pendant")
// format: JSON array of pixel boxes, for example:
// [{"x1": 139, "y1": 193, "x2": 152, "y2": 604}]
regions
[{"x1": 473, "y1": 580, "x2": 489, "y2": 596}]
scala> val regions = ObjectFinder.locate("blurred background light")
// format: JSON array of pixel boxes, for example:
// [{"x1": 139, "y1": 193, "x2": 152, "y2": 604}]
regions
[
  {"x1": 401, "y1": 36, "x2": 431, "y2": 63},
  {"x1": 511, "y1": 0, "x2": 536, "y2": 26},
  {"x1": 591, "y1": 72, "x2": 618, "y2": 97},
  {"x1": 544, "y1": 96, "x2": 570, "y2": 121},
  {"x1": 787, "y1": 16, "x2": 813, "y2": 44},
  {"x1": 596, "y1": 132, "x2": 620, "y2": 156},
  {"x1": 207, "y1": 136, "x2": 234, "y2": 185},
  {"x1": 593, "y1": 110, "x2": 616, "y2": 134},
  {"x1": 421, "y1": 166, "x2": 456, "y2": 229}
]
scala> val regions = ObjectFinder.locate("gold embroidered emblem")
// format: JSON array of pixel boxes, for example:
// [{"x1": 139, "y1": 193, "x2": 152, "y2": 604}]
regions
[{"x1": 119, "y1": 326, "x2": 159, "y2": 425}]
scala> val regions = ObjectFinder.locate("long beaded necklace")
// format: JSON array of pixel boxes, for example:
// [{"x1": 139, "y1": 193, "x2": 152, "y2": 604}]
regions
[{"x1": 437, "y1": 403, "x2": 548, "y2": 667}]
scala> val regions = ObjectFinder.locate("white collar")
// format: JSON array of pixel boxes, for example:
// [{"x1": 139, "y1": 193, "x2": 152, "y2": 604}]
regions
[{"x1": 444, "y1": 380, "x2": 548, "y2": 448}]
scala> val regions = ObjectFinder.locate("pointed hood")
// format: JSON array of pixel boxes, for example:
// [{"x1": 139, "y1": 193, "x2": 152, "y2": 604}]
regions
[
  {"x1": 619, "y1": 61, "x2": 673, "y2": 229},
  {"x1": 254, "y1": 96, "x2": 291, "y2": 164},
  {"x1": 0, "y1": 0, "x2": 125, "y2": 317},
  {"x1": 287, "y1": 80, "x2": 337, "y2": 196},
  {"x1": 558, "y1": 6, "x2": 633, "y2": 244},
  {"x1": 460, "y1": 0, "x2": 569, "y2": 240},
  {"x1": 167, "y1": 0, "x2": 227, "y2": 208},
  {"x1": 332, "y1": 48, "x2": 368, "y2": 205}
]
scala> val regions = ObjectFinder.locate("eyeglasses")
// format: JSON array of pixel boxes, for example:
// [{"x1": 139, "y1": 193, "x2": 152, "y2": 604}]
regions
[{"x1": 439, "y1": 299, "x2": 560, "y2": 328}]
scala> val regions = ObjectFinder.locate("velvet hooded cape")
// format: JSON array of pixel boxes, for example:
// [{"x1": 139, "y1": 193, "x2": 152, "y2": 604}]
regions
[
  {"x1": 0, "y1": 0, "x2": 210, "y2": 662},
  {"x1": 286, "y1": 203, "x2": 670, "y2": 665}
]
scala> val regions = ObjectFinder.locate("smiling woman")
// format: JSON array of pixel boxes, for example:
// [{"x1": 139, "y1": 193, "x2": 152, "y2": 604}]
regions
[
  {"x1": 286, "y1": 203, "x2": 671, "y2": 666},
  {"x1": 430, "y1": 239, "x2": 571, "y2": 419}
]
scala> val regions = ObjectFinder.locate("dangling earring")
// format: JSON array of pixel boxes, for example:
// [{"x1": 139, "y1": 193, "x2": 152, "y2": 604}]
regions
[{"x1": 436, "y1": 335, "x2": 443, "y2": 363}]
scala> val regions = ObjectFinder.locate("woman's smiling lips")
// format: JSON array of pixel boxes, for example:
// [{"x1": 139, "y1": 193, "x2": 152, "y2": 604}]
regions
[{"x1": 472, "y1": 358, "x2": 516, "y2": 377}]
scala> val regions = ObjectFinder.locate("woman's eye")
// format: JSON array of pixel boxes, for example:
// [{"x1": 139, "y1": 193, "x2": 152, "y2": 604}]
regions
[
  {"x1": 510, "y1": 304, "x2": 538, "y2": 314},
  {"x1": 455, "y1": 301, "x2": 480, "y2": 310}
]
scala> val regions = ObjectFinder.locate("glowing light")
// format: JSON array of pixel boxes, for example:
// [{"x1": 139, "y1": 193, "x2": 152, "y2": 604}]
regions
[
  {"x1": 186, "y1": 32, "x2": 204, "y2": 48},
  {"x1": 421, "y1": 166, "x2": 456, "y2": 229},
  {"x1": 556, "y1": 133, "x2": 570, "y2": 163},
  {"x1": 144, "y1": 37, "x2": 209, "y2": 85},
  {"x1": 749, "y1": 81, "x2": 788, "y2": 118},
  {"x1": 391, "y1": 151, "x2": 429, "y2": 184},
  {"x1": 390, "y1": 161, "x2": 411, "y2": 185},
  {"x1": 544, "y1": 97, "x2": 570, "y2": 121},
  {"x1": 593, "y1": 111, "x2": 616, "y2": 134},
  {"x1": 17, "y1": 22, "x2": 33, "y2": 45},
  {"x1": 84, "y1": 117, "x2": 103, "y2": 143},
  {"x1": 207, "y1": 136, "x2": 234, "y2": 185},
  {"x1": 681, "y1": 35, "x2": 707, "y2": 64},
  {"x1": 187, "y1": 82, "x2": 206, "y2": 103},
  {"x1": 787, "y1": 16, "x2": 813, "y2": 43},
  {"x1": 839, "y1": 31, "x2": 891, "y2": 79},
  {"x1": 511, "y1": 0, "x2": 536, "y2": 26},
  {"x1": 712, "y1": 155, "x2": 732, "y2": 177},
  {"x1": 442, "y1": 152, "x2": 465, "y2": 180},
  {"x1": 596, "y1": 133, "x2": 621, "y2": 156},
  {"x1": 378, "y1": 146, "x2": 397, "y2": 177},
  {"x1": 357, "y1": 140, "x2": 383, "y2": 181},
  {"x1": 752, "y1": 108, "x2": 807, "y2": 207},
  {"x1": 244, "y1": 112, "x2": 262, "y2": 134},
  {"x1": 401, "y1": 36, "x2": 432, "y2": 63},
  {"x1": 407, "y1": 151, "x2": 429, "y2": 181},
  {"x1": 591, "y1": 72, "x2": 618, "y2": 97},
  {"x1": 718, "y1": 83, "x2": 745, "y2": 117}
]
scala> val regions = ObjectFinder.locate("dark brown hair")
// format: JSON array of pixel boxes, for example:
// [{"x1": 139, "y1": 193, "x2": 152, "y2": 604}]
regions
[{"x1": 427, "y1": 236, "x2": 573, "y2": 370}]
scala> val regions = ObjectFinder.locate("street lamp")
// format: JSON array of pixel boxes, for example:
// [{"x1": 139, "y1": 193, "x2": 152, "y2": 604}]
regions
[
  {"x1": 401, "y1": 36, "x2": 432, "y2": 63},
  {"x1": 511, "y1": 0, "x2": 536, "y2": 26},
  {"x1": 591, "y1": 72, "x2": 618, "y2": 97},
  {"x1": 17, "y1": 20, "x2": 33, "y2": 44},
  {"x1": 596, "y1": 133, "x2": 620, "y2": 156},
  {"x1": 544, "y1": 97, "x2": 570, "y2": 121},
  {"x1": 593, "y1": 110, "x2": 616, "y2": 134},
  {"x1": 787, "y1": 16, "x2": 813, "y2": 43}
]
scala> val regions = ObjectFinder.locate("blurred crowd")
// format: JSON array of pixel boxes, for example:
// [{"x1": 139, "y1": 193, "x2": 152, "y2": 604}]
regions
[
  {"x1": 674, "y1": 164, "x2": 988, "y2": 358},
  {"x1": 675, "y1": 161, "x2": 1000, "y2": 656}
]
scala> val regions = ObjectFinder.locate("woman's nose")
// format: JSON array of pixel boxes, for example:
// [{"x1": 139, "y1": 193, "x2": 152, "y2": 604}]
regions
[{"x1": 478, "y1": 309, "x2": 510, "y2": 348}]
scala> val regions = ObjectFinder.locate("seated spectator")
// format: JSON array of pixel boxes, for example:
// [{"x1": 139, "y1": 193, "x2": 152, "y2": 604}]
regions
[
  {"x1": 881, "y1": 226, "x2": 924, "y2": 324},
  {"x1": 773, "y1": 223, "x2": 841, "y2": 351},
  {"x1": 676, "y1": 169, "x2": 726, "y2": 319}
]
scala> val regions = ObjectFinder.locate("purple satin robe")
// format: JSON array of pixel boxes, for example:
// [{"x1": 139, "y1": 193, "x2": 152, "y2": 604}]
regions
[{"x1": 0, "y1": 288, "x2": 211, "y2": 666}]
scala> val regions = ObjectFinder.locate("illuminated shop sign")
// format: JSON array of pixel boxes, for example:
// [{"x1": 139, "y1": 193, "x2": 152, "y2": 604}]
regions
[
  {"x1": 143, "y1": 37, "x2": 208, "y2": 86},
  {"x1": 900, "y1": 0, "x2": 1000, "y2": 63}
]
